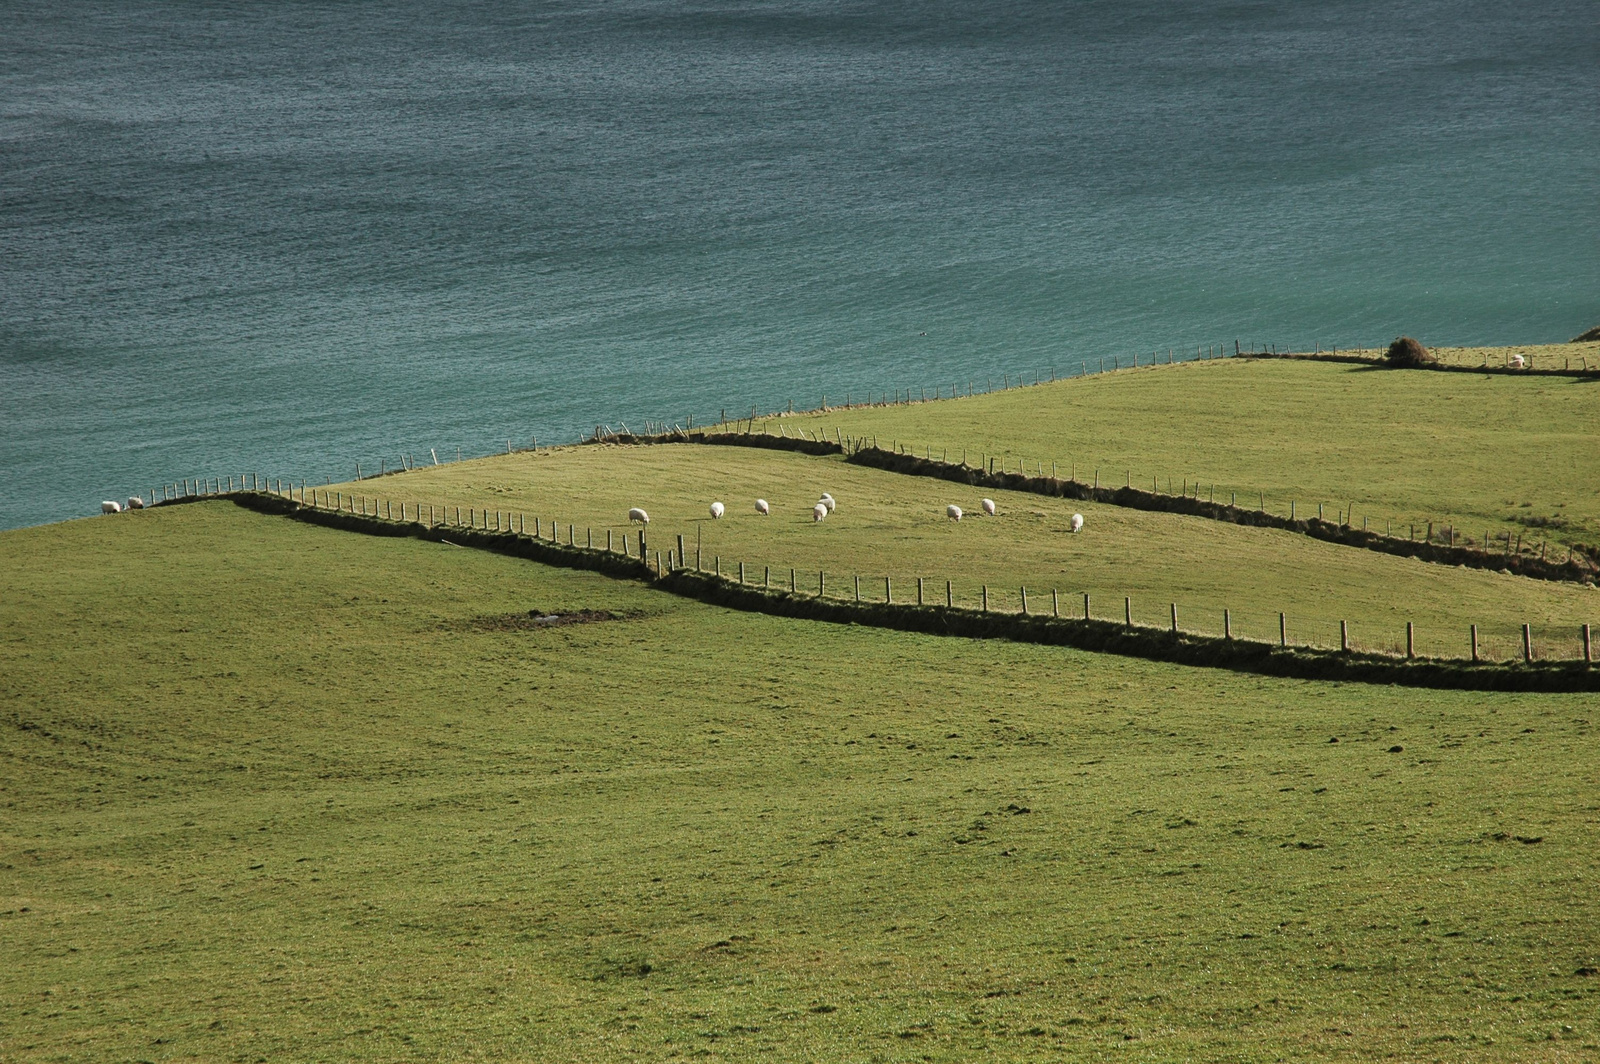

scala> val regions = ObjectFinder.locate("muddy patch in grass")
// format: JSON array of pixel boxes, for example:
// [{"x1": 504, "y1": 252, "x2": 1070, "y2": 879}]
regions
[{"x1": 445, "y1": 608, "x2": 633, "y2": 633}]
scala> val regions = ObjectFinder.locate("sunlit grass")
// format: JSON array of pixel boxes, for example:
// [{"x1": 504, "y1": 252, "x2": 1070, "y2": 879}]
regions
[{"x1": 346, "y1": 443, "x2": 1600, "y2": 661}]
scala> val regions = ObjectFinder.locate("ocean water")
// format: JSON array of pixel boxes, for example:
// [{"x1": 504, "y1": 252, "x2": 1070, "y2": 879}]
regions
[{"x1": 3, "y1": 0, "x2": 1596, "y2": 530}]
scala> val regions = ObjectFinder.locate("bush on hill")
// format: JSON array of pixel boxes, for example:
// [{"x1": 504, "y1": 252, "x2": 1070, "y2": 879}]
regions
[
  {"x1": 1385, "y1": 336, "x2": 1436, "y2": 367},
  {"x1": 1570, "y1": 324, "x2": 1600, "y2": 342}
]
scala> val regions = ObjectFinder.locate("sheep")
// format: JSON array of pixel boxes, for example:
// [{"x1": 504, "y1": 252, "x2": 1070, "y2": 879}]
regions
[
  {"x1": 1069, "y1": 513, "x2": 1084, "y2": 533},
  {"x1": 126, "y1": 497, "x2": 145, "y2": 510},
  {"x1": 981, "y1": 498, "x2": 997, "y2": 516},
  {"x1": 820, "y1": 492, "x2": 836, "y2": 512},
  {"x1": 754, "y1": 498, "x2": 770, "y2": 516},
  {"x1": 101, "y1": 500, "x2": 122, "y2": 514},
  {"x1": 628, "y1": 507, "x2": 650, "y2": 525},
  {"x1": 1509, "y1": 354, "x2": 1526, "y2": 369},
  {"x1": 709, "y1": 501, "x2": 725, "y2": 519},
  {"x1": 812, "y1": 502, "x2": 828, "y2": 522},
  {"x1": 947, "y1": 504, "x2": 963, "y2": 521}
]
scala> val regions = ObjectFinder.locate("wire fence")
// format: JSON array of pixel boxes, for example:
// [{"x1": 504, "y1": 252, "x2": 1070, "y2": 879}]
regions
[{"x1": 171, "y1": 480, "x2": 1598, "y2": 668}]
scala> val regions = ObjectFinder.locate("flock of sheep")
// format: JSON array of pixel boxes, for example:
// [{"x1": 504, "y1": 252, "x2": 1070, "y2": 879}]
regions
[
  {"x1": 627, "y1": 494, "x2": 1084, "y2": 531},
  {"x1": 105, "y1": 489, "x2": 1085, "y2": 534}
]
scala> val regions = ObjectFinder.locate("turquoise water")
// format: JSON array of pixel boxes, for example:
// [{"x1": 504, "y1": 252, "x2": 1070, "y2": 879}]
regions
[{"x1": 3, "y1": 1, "x2": 1596, "y2": 529}]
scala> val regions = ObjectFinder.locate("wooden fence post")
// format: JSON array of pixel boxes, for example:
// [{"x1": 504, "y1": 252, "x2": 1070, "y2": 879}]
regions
[
  {"x1": 946, "y1": 580, "x2": 953, "y2": 608},
  {"x1": 982, "y1": 586, "x2": 988, "y2": 612},
  {"x1": 1340, "y1": 620, "x2": 1349, "y2": 652},
  {"x1": 1125, "y1": 597, "x2": 1131, "y2": 627},
  {"x1": 917, "y1": 577, "x2": 923, "y2": 606},
  {"x1": 1522, "y1": 624, "x2": 1533, "y2": 663},
  {"x1": 1020, "y1": 587, "x2": 1027, "y2": 614},
  {"x1": 1170, "y1": 603, "x2": 1178, "y2": 633},
  {"x1": 1406, "y1": 622, "x2": 1414, "y2": 659},
  {"x1": 1224, "y1": 609, "x2": 1231, "y2": 640},
  {"x1": 854, "y1": 575, "x2": 859, "y2": 602},
  {"x1": 1279, "y1": 612, "x2": 1287, "y2": 647},
  {"x1": 1052, "y1": 589, "x2": 1058, "y2": 617},
  {"x1": 886, "y1": 577, "x2": 892, "y2": 604},
  {"x1": 1083, "y1": 592, "x2": 1090, "y2": 620},
  {"x1": 1471, "y1": 624, "x2": 1479, "y2": 662},
  {"x1": 1583, "y1": 623, "x2": 1592, "y2": 665}
]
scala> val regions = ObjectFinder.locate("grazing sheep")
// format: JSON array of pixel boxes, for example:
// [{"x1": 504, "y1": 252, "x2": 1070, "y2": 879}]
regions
[
  {"x1": 1069, "y1": 513, "x2": 1084, "y2": 533},
  {"x1": 1509, "y1": 354, "x2": 1526, "y2": 369},
  {"x1": 981, "y1": 498, "x2": 997, "y2": 516},
  {"x1": 101, "y1": 500, "x2": 122, "y2": 514},
  {"x1": 126, "y1": 497, "x2": 145, "y2": 510},
  {"x1": 812, "y1": 502, "x2": 828, "y2": 522},
  {"x1": 628, "y1": 507, "x2": 650, "y2": 525},
  {"x1": 755, "y1": 498, "x2": 770, "y2": 515},
  {"x1": 947, "y1": 504, "x2": 963, "y2": 521},
  {"x1": 820, "y1": 492, "x2": 836, "y2": 512},
  {"x1": 709, "y1": 501, "x2": 725, "y2": 519}
]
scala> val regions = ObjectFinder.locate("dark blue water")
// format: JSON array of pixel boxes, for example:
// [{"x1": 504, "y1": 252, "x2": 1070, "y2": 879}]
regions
[{"x1": 3, "y1": 1, "x2": 1596, "y2": 529}]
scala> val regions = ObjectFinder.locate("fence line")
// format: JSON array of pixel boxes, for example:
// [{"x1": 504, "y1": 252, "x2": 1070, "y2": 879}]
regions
[
  {"x1": 140, "y1": 448, "x2": 1596, "y2": 605},
  {"x1": 218, "y1": 487, "x2": 1599, "y2": 689}
]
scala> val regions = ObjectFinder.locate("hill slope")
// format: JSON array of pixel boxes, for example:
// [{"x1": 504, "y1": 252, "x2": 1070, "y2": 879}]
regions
[{"x1": 4, "y1": 503, "x2": 1599, "y2": 1060}]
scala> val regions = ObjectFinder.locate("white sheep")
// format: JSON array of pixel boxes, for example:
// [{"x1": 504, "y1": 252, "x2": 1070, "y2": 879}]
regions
[
  {"x1": 755, "y1": 498, "x2": 770, "y2": 515},
  {"x1": 1510, "y1": 354, "x2": 1526, "y2": 369},
  {"x1": 947, "y1": 504, "x2": 963, "y2": 521},
  {"x1": 981, "y1": 498, "x2": 997, "y2": 516},
  {"x1": 812, "y1": 502, "x2": 828, "y2": 522},
  {"x1": 820, "y1": 492, "x2": 836, "y2": 512},
  {"x1": 126, "y1": 497, "x2": 145, "y2": 510},
  {"x1": 709, "y1": 501, "x2": 725, "y2": 519},
  {"x1": 1069, "y1": 513, "x2": 1084, "y2": 533},
  {"x1": 628, "y1": 507, "x2": 650, "y2": 525},
  {"x1": 101, "y1": 500, "x2": 122, "y2": 514}
]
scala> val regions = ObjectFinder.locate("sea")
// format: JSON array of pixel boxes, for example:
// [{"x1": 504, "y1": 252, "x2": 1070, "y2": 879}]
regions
[{"x1": 3, "y1": 0, "x2": 1596, "y2": 530}]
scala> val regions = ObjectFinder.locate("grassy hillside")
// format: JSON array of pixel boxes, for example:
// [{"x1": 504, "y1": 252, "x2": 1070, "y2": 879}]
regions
[
  {"x1": 769, "y1": 353, "x2": 1600, "y2": 554},
  {"x1": 344, "y1": 444, "x2": 1600, "y2": 661},
  {"x1": 4, "y1": 503, "x2": 1599, "y2": 1061}
]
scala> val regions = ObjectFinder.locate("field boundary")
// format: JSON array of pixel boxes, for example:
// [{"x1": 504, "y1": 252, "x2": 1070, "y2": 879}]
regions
[
  {"x1": 588, "y1": 429, "x2": 1597, "y2": 586},
  {"x1": 227, "y1": 491, "x2": 1599, "y2": 692},
  {"x1": 1243, "y1": 350, "x2": 1600, "y2": 377}
]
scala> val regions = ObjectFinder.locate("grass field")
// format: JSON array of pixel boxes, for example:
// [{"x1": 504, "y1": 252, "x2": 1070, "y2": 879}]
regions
[
  {"x1": 764, "y1": 352, "x2": 1600, "y2": 555},
  {"x1": 4, "y1": 502, "x2": 1600, "y2": 1061},
  {"x1": 336, "y1": 443, "x2": 1600, "y2": 661}
]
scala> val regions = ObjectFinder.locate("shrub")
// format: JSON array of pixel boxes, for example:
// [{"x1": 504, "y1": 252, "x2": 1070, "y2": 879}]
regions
[{"x1": 1386, "y1": 336, "x2": 1436, "y2": 367}]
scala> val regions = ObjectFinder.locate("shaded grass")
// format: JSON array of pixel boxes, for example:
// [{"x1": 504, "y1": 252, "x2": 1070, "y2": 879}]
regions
[
  {"x1": 4, "y1": 504, "x2": 1600, "y2": 1060},
  {"x1": 344, "y1": 444, "x2": 1600, "y2": 661},
  {"x1": 774, "y1": 355, "x2": 1600, "y2": 554}
]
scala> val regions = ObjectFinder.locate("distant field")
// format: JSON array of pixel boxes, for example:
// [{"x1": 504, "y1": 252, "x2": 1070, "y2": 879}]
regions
[
  {"x1": 766, "y1": 351, "x2": 1600, "y2": 554},
  {"x1": 4, "y1": 503, "x2": 1599, "y2": 1061},
  {"x1": 345, "y1": 444, "x2": 1600, "y2": 661},
  {"x1": 1425, "y1": 341, "x2": 1600, "y2": 371}
]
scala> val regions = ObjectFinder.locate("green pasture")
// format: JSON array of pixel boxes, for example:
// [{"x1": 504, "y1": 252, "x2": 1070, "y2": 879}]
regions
[
  {"x1": 767, "y1": 350, "x2": 1600, "y2": 554},
  {"x1": 4, "y1": 502, "x2": 1600, "y2": 1061},
  {"x1": 343, "y1": 444, "x2": 1600, "y2": 661}
]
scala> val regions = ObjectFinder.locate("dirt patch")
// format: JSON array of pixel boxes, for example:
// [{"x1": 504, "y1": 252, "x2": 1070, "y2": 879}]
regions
[{"x1": 447, "y1": 609, "x2": 629, "y2": 633}]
